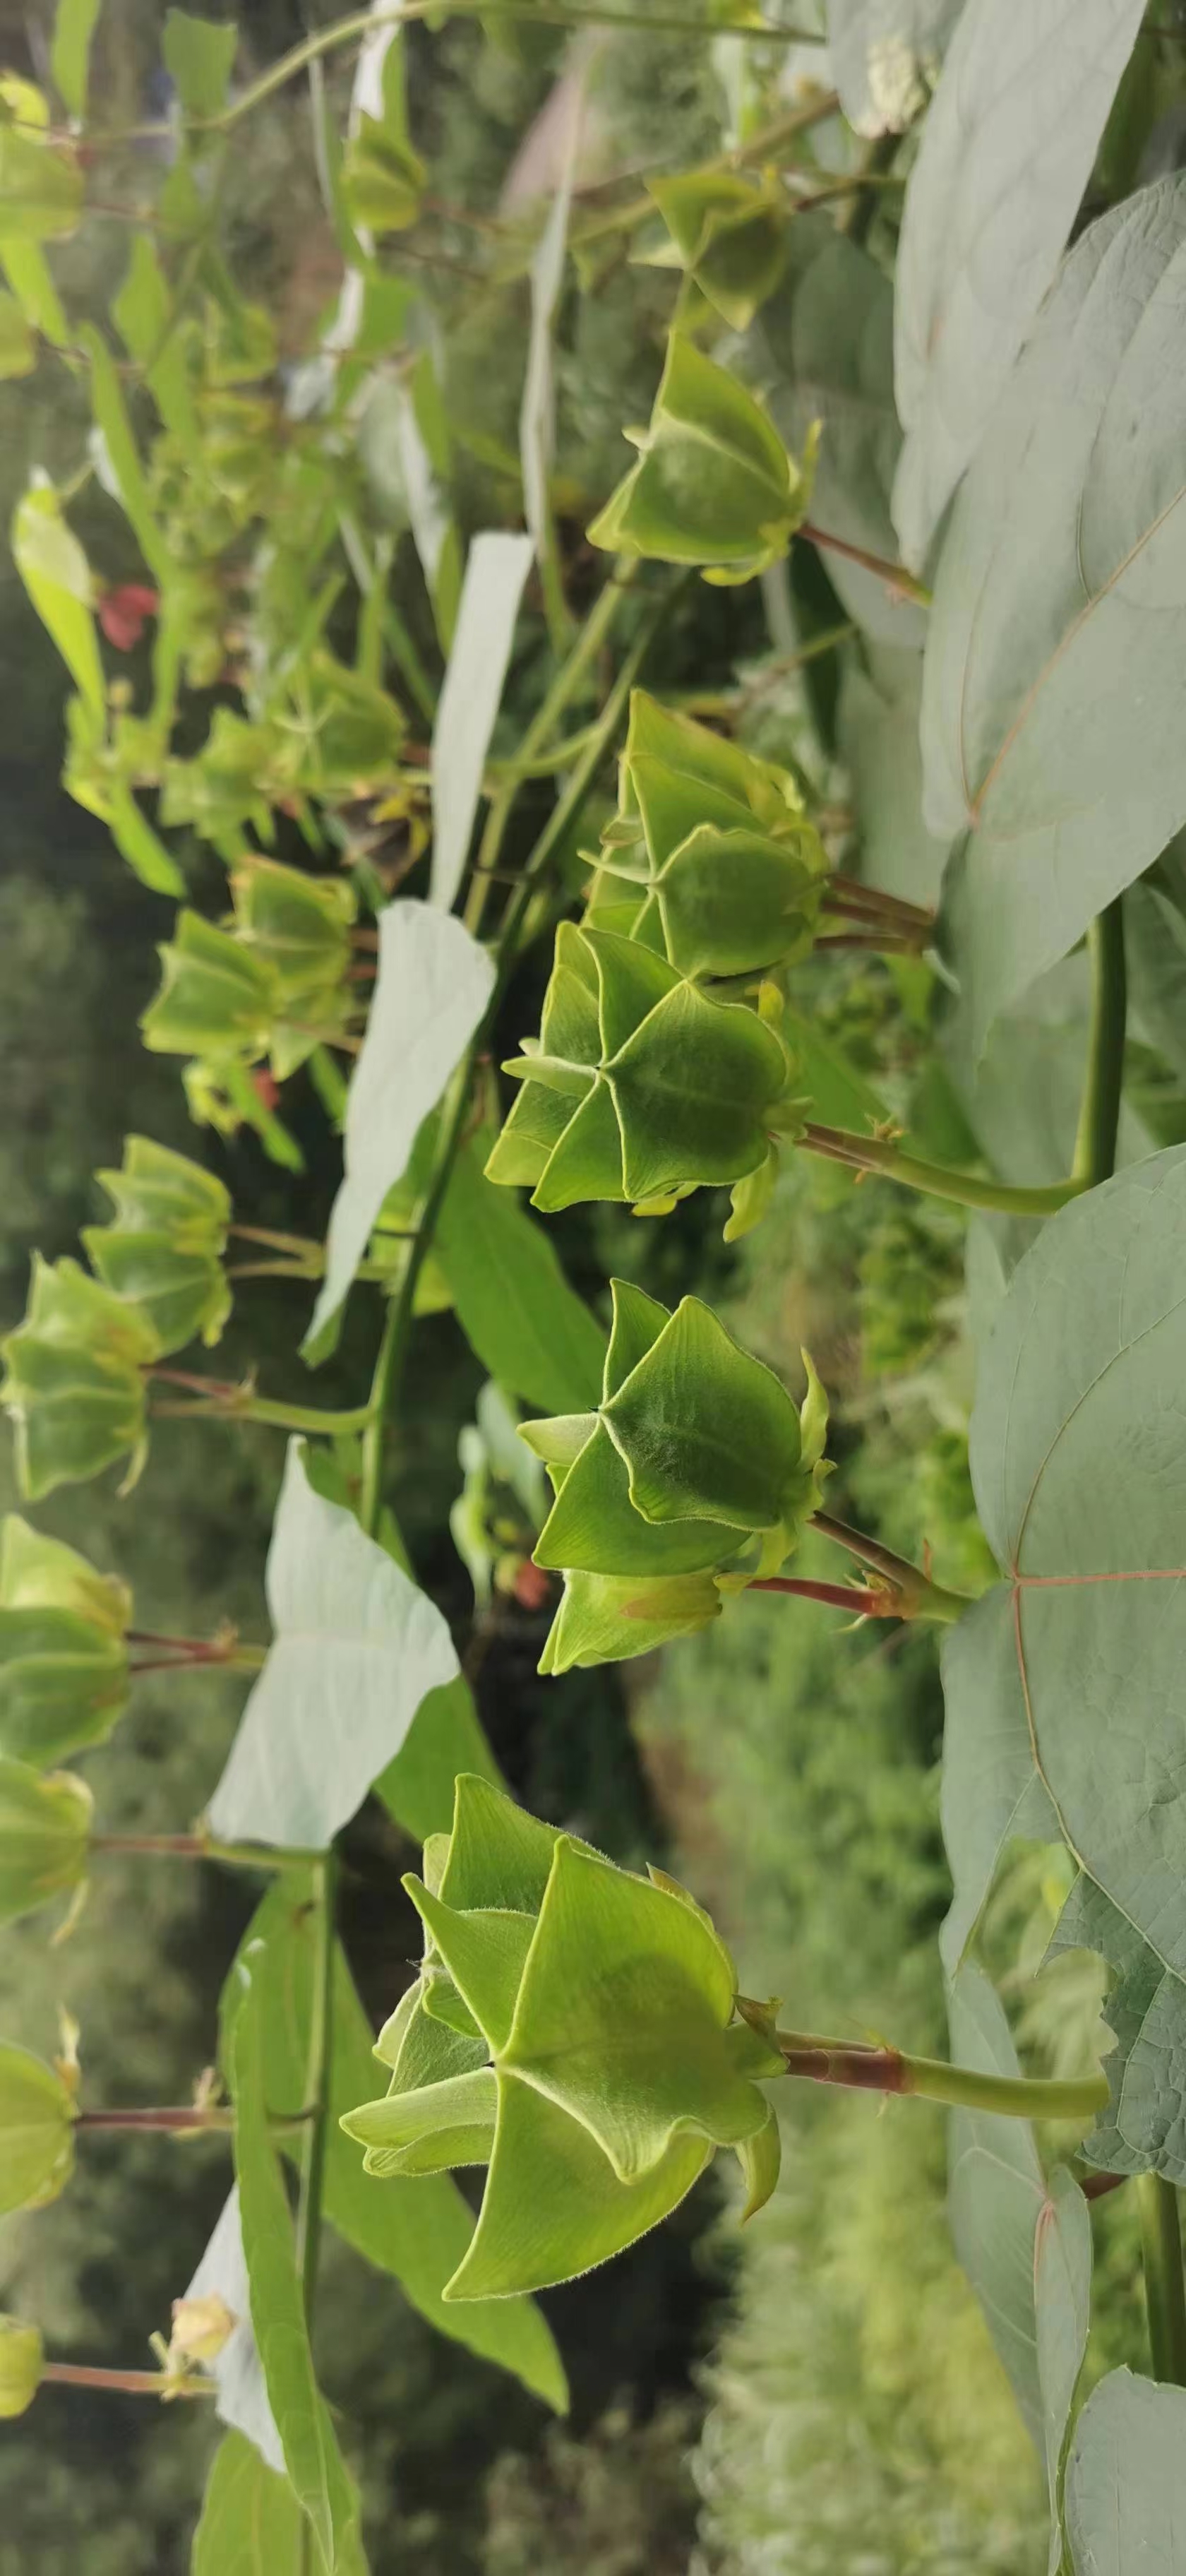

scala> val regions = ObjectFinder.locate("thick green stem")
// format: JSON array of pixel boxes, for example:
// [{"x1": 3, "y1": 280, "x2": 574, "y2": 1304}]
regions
[
  {"x1": 1139, "y1": 2176, "x2": 1186, "y2": 2385},
  {"x1": 1073, "y1": 900, "x2": 1127, "y2": 1188},
  {"x1": 772, "y1": 2029, "x2": 1108, "y2": 2123},
  {"x1": 801, "y1": 1123, "x2": 1086, "y2": 1217},
  {"x1": 294, "y1": 1855, "x2": 336, "y2": 2325},
  {"x1": 150, "y1": 1390, "x2": 373, "y2": 1438}
]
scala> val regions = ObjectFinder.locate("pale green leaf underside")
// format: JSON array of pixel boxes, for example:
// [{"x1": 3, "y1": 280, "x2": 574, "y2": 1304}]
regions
[
  {"x1": 1065, "y1": 2369, "x2": 1186, "y2": 2575},
  {"x1": 429, "y1": 531, "x2": 533, "y2": 911}
]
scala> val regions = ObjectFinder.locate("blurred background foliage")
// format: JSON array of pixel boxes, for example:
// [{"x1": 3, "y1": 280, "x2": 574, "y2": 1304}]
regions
[{"x1": 0, "y1": 0, "x2": 1171, "y2": 2566}]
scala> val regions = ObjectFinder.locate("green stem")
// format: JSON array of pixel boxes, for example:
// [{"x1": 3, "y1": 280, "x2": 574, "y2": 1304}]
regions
[
  {"x1": 1073, "y1": 900, "x2": 1127, "y2": 1187},
  {"x1": 801, "y1": 1123, "x2": 1086, "y2": 1217},
  {"x1": 92, "y1": 1832, "x2": 327, "y2": 1868},
  {"x1": 42, "y1": 2362, "x2": 215, "y2": 2399},
  {"x1": 772, "y1": 2030, "x2": 1108, "y2": 2123},
  {"x1": 809, "y1": 1508, "x2": 971, "y2": 1621},
  {"x1": 75, "y1": 2106, "x2": 235, "y2": 2133},
  {"x1": 1139, "y1": 2176, "x2": 1186, "y2": 2385},
  {"x1": 152, "y1": 1393, "x2": 373, "y2": 1438},
  {"x1": 294, "y1": 1855, "x2": 336, "y2": 2324}
]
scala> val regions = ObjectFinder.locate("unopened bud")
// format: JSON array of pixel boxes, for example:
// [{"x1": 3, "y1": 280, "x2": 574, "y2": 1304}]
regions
[{"x1": 0, "y1": 2315, "x2": 42, "y2": 2418}]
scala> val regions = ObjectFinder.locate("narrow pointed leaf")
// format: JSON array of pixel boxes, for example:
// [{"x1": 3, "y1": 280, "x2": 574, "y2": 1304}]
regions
[{"x1": 429, "y1": 532, "x2": 533, "y2": 911}]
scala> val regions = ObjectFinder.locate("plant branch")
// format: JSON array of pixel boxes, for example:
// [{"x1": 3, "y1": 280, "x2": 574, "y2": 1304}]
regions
[
  {"x1": 801, "y1": 1123, "x2": 1086, "y2": 1217},
  {"x1": 808, "y1": 1508, "x2": 971, "y2": 1621},
  {"x1": 1139, "y1": 2176, "x2": 1186, "y2": 2385},
  {"x1": 75, "y1": 2106, "x2": 235, "y2": 2133},
  {"x1": 1073, "y1": 899, "x2": 1127, "y2": 1188},
  {"x1": 797, "y1": 523, "x2": 930, "y2": 608},
  {"x1": 42, "y1": 2362, "x2": 215, "y2": 2399},
  {"x1": 91, "y1": 1832, "x2": 328, "y2": 1868}
]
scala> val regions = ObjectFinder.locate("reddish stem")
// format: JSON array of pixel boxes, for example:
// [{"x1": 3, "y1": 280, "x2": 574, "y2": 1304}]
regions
[
  {"x1": 75, "y1": 2106, "x2": 232, "y2": 2133},
  {"x1": 42, "y1": 2363, "x2": 213, "y2": 2399},
  {"x1": 750, "y1": 1575, "x2": 890, "y2": 1614},
  {"x1": 799, "y1": 521, "x2": 930, "y2": 607}
]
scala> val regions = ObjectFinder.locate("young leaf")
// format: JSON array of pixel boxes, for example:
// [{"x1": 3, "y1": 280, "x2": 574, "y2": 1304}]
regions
[
  {"x1": 429, "y1": 531, "x2": 534, "y2": 912},
  {"x1": 206, "y1": 1442, "x2": 459, "y2": 1852},
  {"x1": 434, "y1": 1137, "x2": 606, "y2": 1417},
  {"x1": 922, "y1": 178, "x2": 1186, "y2": 1049},
  {"x1": 227, "y1": 1873, "x2": 567, "y2": 2411},
  {"x1": 942, "y1": 1148, "x2": 1186, "y2": 1981},
  {"x1": 947, "y1": 1964, "x2": 1091, "y2": 2540},
  {"x1": 892, "y1": 0, "x2": 1145, "y2": 570},
  {"x1": 50, "y1": 0, "x2": 101, "y2": 119},
  {"x1": 1064, "y1": 2369, "x2": 1186, "y2": 2575},
  {"x1": 826, "y1": 0, "x2": 959, "y2": 136},
  {"x1": 303, "y1": 901, "x2": 493, "y2": 1361},
  {"x1": 588, "y1": 335, "x2": 811, "y2": 585},
  {"x1": 162, "y1": 8, "x2": 238, "y2": 119},
  {"x1": 12, "y1": 484, "x2": 103, "y2": 717},
  {"x1": 192, "y1": 2433, "x2": 308, "y2": 2576},
  {"x1": 230, "y1": 1952, "x2": 369, "y2": 2574}
]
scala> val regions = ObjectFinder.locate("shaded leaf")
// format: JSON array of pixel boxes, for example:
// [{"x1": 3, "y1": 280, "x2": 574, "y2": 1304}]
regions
[
  {"x1": 434, "y1": 1137, "x2": 606, "y2": 1416},
  {"x1": 923, "y1": 179, "x2": 1186, "y2": 1047},
  {"x1": 191, "y1": 2433, "x2": 306, "y2": 2576},
  {"x1": 1065, "y1": 2369, "x2": 1186, "y2": 2575},
  {"x1": 1049, "y1": 1873, "x2": 1186, "y2": 2184},
  {"x1": 51, "y1": 0, "x2": 100, "y2": 119},
  {"x1": 162, "y1": 10, "x2": 237, "y2": 119},
  {"x1": 893, "y1": 0, "x2": 1144, "y2": 568},
  {"x1": 207, "y1": 1443, "x2": 459, "y2": 1851}
]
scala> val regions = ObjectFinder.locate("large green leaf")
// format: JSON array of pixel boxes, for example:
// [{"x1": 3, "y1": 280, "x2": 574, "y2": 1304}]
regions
[
  {"x1": 304, "y1": 901, "x2": 493, "y2": 1361},
  {"x1": 923, "y1": 181, "x2": 1186, "y2": 1049},
  {"x1": 746, "y1": 220, "x2": 924, "y2": 645},
  {"x1": 892, "y1": 0, "x2": 1144, "y2": 570},
  {"x1": 947, "y1": 1966, "x2": 1091, "y2": 2555},
  {"x1": 838, "y1": 644, "x2": 949, "y2": 905},
  {"x1": 1065, "y1": 2370, "x2": 1186, "y2": 2574},
  {"x1": 942, "y1": 1148, "x2": 1186, "y2": 1985},
  {"x1": 826, "y1": 0, "x2": 962, "y2": 135},
  {"x1": 191, "y1": 2433, "x2": 306, "y2": 2576},
  {"x1": 230, "y1": 1952, "x2": 367, "y2": 2575},
  {"x1": 434, "y1": 1138, "x2": 606, "y2": 1416},
  {"x1": 227, "y1": 1876, "x2": 568, "y2": 2411},
  {"x1": 206, "y1": 1443, "x2": 459, "y2": 1850},
  {"x1": 429, "y1": 532, "x2": 533, "y2": 911}
]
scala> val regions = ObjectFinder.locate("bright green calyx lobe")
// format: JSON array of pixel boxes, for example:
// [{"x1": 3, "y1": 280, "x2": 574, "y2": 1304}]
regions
[
  {"x1": 1, "y1": 1258, "x2": 154, "y2": 1501},
  {"x1": 587, "y1": 333, "x2": 813, "y2": 584},
  {"x1": 519, "y1": 1280, "x2": 830, "y2": 1671},
  {"x1": 83, "y1": 1135, "x2": 232, "y2": 1354},
  {"x1": 141, "y1": 857, "x2": 356, "y2": 1083},
  {"x1": 0, "y1": 1517, "x2": 130, "y2": 1767},
  {"x1": 0, "y1": 1760, "x2": 92, "y2": 1926},
  {"x1": 0, "y1": 2041, "x2": 76, "y2": 2217},
  {"x1": 485, "y1": 921, "x2": 790, "y2": 1216},
  {"x1": 340, "y1": 1775, "x2": 784, "y2": 2299},
  {"x1": 642, "y1": 168, "x2": 788, "y2": 329},
  {"x1": 584, "y1": 690, "x2": 826, "y2": 979},
  {"x1": 0, "y1": 2315, "x2": 42, "y2": 2419}
]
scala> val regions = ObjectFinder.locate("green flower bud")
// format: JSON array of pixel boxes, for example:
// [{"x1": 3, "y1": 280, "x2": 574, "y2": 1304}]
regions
[
  {"x1": 513, "y1": 1280, "x2": 830, "y2": 1672},
  {"x1": 1, "y1": 1258, "x2": 155, "y2": 1501},
  {"x1": 140, "y1": 910, "x2": 274, "y2": 1066},
  {"x1": 160, "y1": 710, "x2": 281, "y2": 847},
  {"x1": 341, "y1": 1775, "x2": 784, "y2": 2300},
  {"x1": 0, "y1": 2041, "x2": 75, "y2": 2217},
  {"x1": 585, "y1": 691, "x2": 826, "y2": 978},
  {"x1": 0, "y1": 1759, "x2": 92, "y2": 1926},
  {"x1": 587, "y1": 334, "x2": 813, "y2": 585},
  {"x1": 485, "y1": 922, "x2": 789, "y2": 1215},
  {"x1": 0, "y1": 1517, "x2": 130, "y2": 1766},
  {"x1": 642, "y1": 168, "x2": 788, "y2": 329},
  {"x1": 0, "y1": 2315, "x2": 43, "y2": 2419},
  {"x1": 83, "y1": 1136, "x2": 232, "y2": 1356},
  {"x1": 229, "y1": 854, "x2": 355, "y2": 1078},
  {"x1": 297, "y1": 652, "x2": 405, "y2": 796}
]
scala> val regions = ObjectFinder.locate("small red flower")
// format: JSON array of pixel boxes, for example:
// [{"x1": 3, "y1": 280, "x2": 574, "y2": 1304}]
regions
[
  {"x1": 98, "y1": 584, "x2": 159, "y2": 652},
  {"x1": 251, "y1": 1070, "x2": 280, "y2": 1113},
  {"x1": 513, "y1": 1560, "x2": 552, "y2": 1613}
]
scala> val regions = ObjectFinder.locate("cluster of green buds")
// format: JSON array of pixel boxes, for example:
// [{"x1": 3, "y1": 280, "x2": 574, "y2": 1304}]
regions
[
  {"x1": 0, "y1": 1517, "x2": 130, "y2": 1766},
  {"x1": 640, "y1": 166, "x2": 789, "y2": 330},
  {"x1": 584, "y1": 690, "x2": 827, "y2": 977},
  {"x1": 588, "y1": 333, "x2": 814, "y2": 584},
  {"x1": 142, "y1": 856, "x2": 358, "y2": 1099},
  {"x1": 513, "y1": 1280, "x2": 830, "y2": 1673},
  {"x1": 1, "y1": 1138, "x2": 229, "y2": 1498},
  {"x1": 340, "y1": 1775, "x2": 785, "y2": 2298}
]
